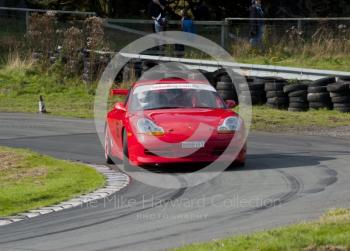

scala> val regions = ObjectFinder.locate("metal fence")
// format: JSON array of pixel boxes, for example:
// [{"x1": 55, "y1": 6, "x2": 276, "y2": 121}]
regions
[
  {"x1": 99, "y1": 17, "x2": 350, "y2": 57},
  {"x1": 225, "y1": 17, "x2": 350, "y2": 53},
  {"x1": 1, "y1": 7, "x2": 350, "y2": 57}
]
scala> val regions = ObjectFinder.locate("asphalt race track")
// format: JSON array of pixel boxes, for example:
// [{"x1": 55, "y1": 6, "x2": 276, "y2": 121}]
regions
[{"x1": 0, "y1": 112, "x2": 350, "y2": 251}]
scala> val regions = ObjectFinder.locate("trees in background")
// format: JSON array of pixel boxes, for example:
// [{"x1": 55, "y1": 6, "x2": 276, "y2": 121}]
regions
[{"x1": 23, "y1": 0, "x2": 350, "y2": 19}]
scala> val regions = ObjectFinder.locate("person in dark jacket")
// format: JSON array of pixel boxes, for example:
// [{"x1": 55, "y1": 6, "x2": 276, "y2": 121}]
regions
[
  {"x1": 249, "y1": 0, "x2": 265, "y2": 48},
  {"x1": 148, "y1": 0, "x2": 167, "y2": 33}
]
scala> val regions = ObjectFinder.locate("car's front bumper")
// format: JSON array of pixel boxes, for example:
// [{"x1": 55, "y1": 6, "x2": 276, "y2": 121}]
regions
[{"x1": 127, "y1": 133, "x2": 246, "y2": 166}]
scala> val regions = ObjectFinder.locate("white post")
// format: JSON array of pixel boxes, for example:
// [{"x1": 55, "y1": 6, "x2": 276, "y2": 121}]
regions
[
  {"x1": 221, "y1": 19, "x2": 229, "y2": 51},
  {"x1": 25, "y1": 10, "x2": 30, "y2": 33},
  {"x1": 39, "y1": 95, "x2": 47, "y2": 113}
]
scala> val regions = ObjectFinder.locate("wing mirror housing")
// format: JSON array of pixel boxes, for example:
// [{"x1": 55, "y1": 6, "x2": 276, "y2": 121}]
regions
[
  {"x1": 111, "y1": 89, "x2": 128, "y2": 96},
  {"x1": 115, "y1": 102, "x2": 126, "y2": 112}
]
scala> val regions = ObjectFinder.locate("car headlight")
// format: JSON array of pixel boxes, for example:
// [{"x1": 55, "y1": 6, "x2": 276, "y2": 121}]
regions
[
  {"x1": 137, "y1": 118, "x2": 164, "y2": 136},
  {"x1": 217, "y1": 116, "x2": 241, "y2": 134}
]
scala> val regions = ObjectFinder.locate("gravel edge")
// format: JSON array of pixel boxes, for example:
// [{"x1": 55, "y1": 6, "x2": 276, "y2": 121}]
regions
[{"x1": 0, "y1": 164, "x2": 130, "y2": 227}]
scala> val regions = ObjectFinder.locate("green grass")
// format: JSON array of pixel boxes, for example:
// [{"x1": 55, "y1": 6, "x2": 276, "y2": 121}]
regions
[
  {"x1": 173, "y1": 209, "x2": 350, "y2": 251},
  {"x1": 237, "y1": 55, "x2": 350, "y2": 72},
  {"x1": 0, "y1": 64, "x2": 96, "y2": 118},
  {"x1": 1, "y1": 63, "x2": 350, "y2": 133},
  {"x1": 186, "y1": 49, "x2": 350, "y2": 72},
  {"x1": 0, "y1": 146, "x2": 105, "y2": 217},
  {"x1": 250, "y1": 106, "x2": 350, "y2": 132}
]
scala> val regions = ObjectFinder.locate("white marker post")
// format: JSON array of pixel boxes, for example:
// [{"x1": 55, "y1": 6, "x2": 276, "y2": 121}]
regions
[{"x1": 39, "y1": 95, "x2": 47, "y2": 113}]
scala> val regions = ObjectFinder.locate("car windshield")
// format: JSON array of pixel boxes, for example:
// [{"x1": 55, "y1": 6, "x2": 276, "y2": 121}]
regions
[{"x1": 129, "y1": 83, "x2": 225, "y2": 111}]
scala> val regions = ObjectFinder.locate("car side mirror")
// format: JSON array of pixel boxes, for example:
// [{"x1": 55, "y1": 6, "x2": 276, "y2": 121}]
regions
[
  {"x1": 226, "y1": 100, "x2": 237, "y2": 109},
  {"x1": 115, "y1": 102, "x2": 126, "y2": 112}
]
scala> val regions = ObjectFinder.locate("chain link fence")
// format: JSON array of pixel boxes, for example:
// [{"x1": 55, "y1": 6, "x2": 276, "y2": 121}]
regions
[
  {"x1": 226, "y1": 18, "x2": 350, "y2": 58},
  {"x1": 1, "y1": 7, "x2": 350, "y2": 53},
  {"x1": 1, "y1": 7, "x2": 350, "y2": 82}
]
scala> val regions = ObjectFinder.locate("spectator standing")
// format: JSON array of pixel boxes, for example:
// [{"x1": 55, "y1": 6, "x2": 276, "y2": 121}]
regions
[
  {"x1": 249, "y1": 0, "x2": 265, "y2": 49},
  {"x1": 175, "y1": 9, "x2": 196, "y2": 57},
  {"x1": 148, "y1": 0, "x2": 167, "y2": 33},
  {"x1": 181, "y1": 9, "x2": 195, "y2": 34}
]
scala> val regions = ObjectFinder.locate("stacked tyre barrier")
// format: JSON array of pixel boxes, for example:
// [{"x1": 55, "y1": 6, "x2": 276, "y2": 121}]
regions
[
  {"x1": 211, "y1": 69, "x2": 238, "y2": 102},
  {"x1": 283, "y1": 82, "x2": 309, "y2": 112},
  {"x1": 265, "y1": 79, "x2": 288, "y2": 109},
  {"x1": 117, "y1": 61, "x2": 350, "y2": 114},
  {"x1": 238, "y1": 77, "x2": 266, "y2": 105},
  {"x1": 328, "y1": 80, "x2": 350, "y2": 113},
  {"x1": 216, "y1": 79, "x2": 238, "y2": 102},
  {"x1": 307, "y1": 77, "x2": 334, "y2": 110}
]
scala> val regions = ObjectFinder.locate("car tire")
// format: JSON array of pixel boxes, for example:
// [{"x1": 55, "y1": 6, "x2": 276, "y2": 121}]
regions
[
  {"x1": 123, "y1": 130, "x2": 133, "y2": 172},
  {"x1": 104, "y1": 128, "x2": 114, "y2": 165},
  {"x1": 232, "y1": 160, "x2": 246, "y2": 168}
]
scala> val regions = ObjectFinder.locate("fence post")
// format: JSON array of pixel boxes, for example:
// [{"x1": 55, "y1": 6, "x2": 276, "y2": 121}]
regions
[
  {"x1": 26, "y1": 10, "x2": 30, "y2": 33},
  {"x1": 297, "y1": 19, "x2": 302, "y2": 30},
  {"x1": 221, "y1": 19, "x2": 229, "y2": 50}
]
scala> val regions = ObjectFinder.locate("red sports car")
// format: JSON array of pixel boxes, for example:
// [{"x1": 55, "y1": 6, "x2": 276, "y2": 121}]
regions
[{"x1": 105, "y1": 78, "x2": 246, "y2": 169}]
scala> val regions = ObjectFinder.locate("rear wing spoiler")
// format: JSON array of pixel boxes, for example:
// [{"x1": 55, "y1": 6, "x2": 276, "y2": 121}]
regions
[{"x1": 111, "y1": 89, "x2": 129, "y2": 96}]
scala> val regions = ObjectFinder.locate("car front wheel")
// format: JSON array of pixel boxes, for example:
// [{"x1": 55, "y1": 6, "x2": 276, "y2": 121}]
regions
[{"x1": 104, "y1": 128, "x2": 114, "y2": 164}]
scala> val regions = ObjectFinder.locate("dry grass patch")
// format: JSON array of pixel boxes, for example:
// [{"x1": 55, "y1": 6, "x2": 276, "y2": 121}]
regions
[
  {"x1": 303, "y1": 245, "x2": 349, "y2": 251},
  {"x1": 0, "y1": 151, "x2": 25, "y2": 171}
]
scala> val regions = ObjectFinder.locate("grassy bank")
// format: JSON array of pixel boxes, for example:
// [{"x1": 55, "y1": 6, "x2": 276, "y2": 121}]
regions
[
  {"x1": 237, "y1": 55, "x2": 350, "y2": 72},
  {"x1": 1, "y1": 63, "x2": 350, "y2": 134},
  {"x1": 0, "y1": 146, "x2": 105, "y2": 217},
  {"x1": 251, "y1": 106, "x2": 350, "y2": 132},
  {"x1": 173, "y1": 209, "x2": 350, "y2": 251},
  {"x1": 0, "y1": 62, "x2": 95, "y2": 118}
]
